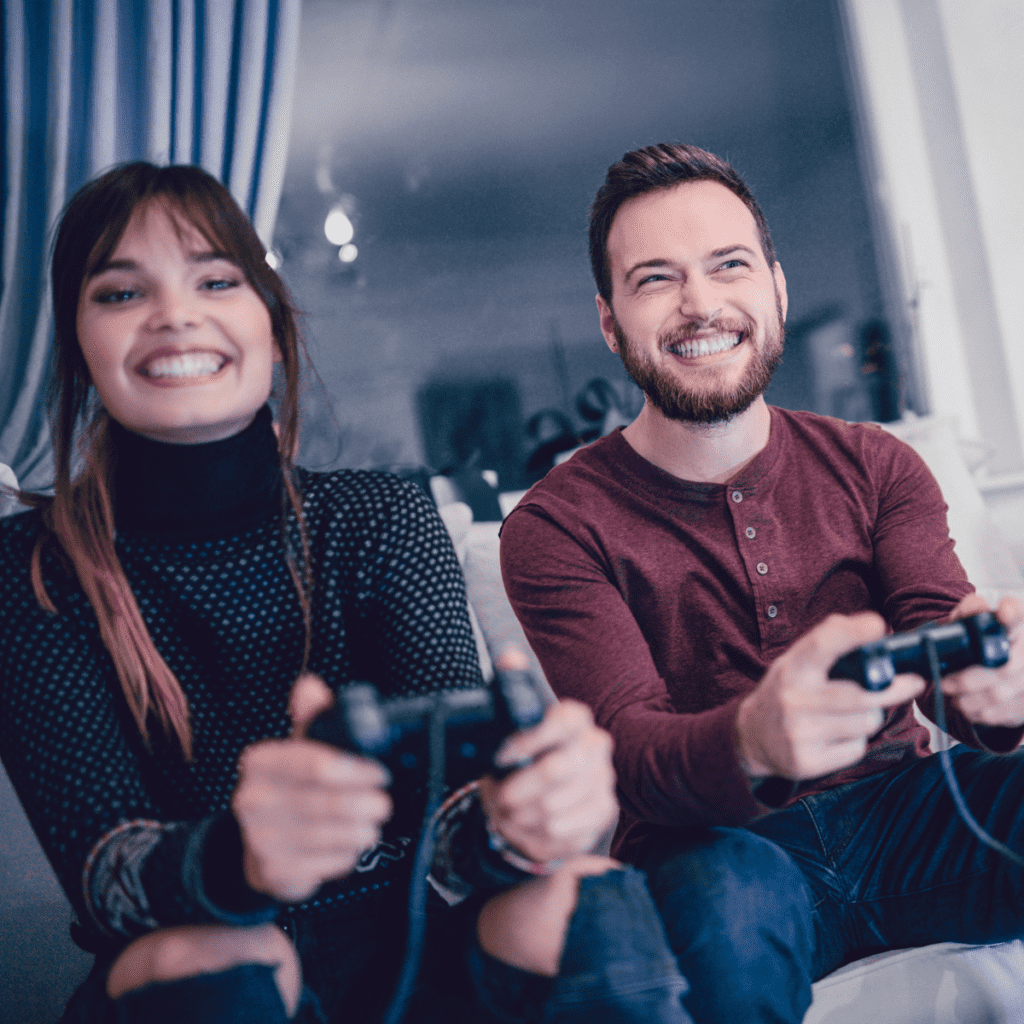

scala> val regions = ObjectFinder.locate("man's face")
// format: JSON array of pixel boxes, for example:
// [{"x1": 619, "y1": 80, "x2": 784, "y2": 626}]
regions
[{"x1": 597, "y1": 180, "x2": 788, "y2": 425}]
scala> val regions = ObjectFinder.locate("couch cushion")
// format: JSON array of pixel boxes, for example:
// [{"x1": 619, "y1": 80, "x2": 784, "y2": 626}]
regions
[{"x1": 806, "y1": 940, "x2": 1024, "y2": 1023}]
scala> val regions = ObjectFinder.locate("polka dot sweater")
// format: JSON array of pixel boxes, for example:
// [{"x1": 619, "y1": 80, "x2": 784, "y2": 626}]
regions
[{"x1": 0, "y1": 408, "x2": 483, "y2": 944}]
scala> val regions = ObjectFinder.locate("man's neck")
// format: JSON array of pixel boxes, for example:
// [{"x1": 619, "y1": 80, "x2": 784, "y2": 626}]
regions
[{"x1": 620, "y1": 397, "x2": 772, "y2": 484}]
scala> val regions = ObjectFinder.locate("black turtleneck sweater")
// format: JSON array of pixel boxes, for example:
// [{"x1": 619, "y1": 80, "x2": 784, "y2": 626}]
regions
[{"x1": 0, "y1": 408, "x2": 482, "y2": 945}]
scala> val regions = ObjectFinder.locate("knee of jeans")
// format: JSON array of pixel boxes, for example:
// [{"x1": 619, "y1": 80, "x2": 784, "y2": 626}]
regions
[
  {"x1": 106, "y1": 923, "x2": 301, "y2": 1015},
  {"x1": 641, "y1": 828, "x2": 812, "y2": 952}
]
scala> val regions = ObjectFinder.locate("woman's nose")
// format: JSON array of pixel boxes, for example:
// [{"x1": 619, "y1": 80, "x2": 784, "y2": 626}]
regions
[{"x1": 145, "y1": 286, "x2": 200, "y2": 331}]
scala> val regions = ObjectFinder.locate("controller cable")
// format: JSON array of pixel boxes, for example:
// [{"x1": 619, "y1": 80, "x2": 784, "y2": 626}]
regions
[
  {"x1": 381, "y1": 702, "x2": 447, "y2": 1024},
  {"x1": 925, "y1": 634, "x2": 1024, "y2": 869}
]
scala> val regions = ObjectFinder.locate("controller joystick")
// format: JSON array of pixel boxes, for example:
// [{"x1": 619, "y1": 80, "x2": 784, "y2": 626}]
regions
[
  {"x1": 305, "y1": 668, "x2": 548, "y2": 781},
  {"x1": 828, "y1": 611, "x2": 1010, "y2": 691}
]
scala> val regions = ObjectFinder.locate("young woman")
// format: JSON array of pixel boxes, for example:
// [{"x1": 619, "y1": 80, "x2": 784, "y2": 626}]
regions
[{"x1": 0, "y1": 163, "x2": 696, "y2": 1024}]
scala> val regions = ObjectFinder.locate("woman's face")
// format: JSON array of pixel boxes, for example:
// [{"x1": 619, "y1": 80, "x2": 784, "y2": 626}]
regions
[{"x1": 76, "y1": 201, "x2": 279, "y2": 444}]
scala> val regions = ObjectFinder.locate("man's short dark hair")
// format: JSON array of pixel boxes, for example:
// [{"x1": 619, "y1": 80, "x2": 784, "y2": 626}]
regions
[{"x1": 588, "y1": 143, "x2": 777, "y2": 304}]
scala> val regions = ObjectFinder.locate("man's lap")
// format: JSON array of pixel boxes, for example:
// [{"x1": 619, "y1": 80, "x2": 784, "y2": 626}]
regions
[{"x1": 642, "y1": 748, "x2": 1024, "y2": 981}]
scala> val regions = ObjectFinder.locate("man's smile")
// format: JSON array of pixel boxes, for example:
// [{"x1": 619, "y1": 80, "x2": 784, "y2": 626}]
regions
[{"x1": 665, "y1": 332, "x2": 743, "y2": 361}]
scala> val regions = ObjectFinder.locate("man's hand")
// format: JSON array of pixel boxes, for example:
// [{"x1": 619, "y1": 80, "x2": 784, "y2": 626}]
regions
[
  {"x1": 477, "y1": 689, "x2": 618, "y2": 867},
  {"x1": 232, "y1": 674, "x2": 393, "y2": 904},
  {"x1": 940, "y1": 594, "x2": 1024, "y2": 729},
  {"x1": 735, "y1": 612, "x2": 925, "y2": 781}
]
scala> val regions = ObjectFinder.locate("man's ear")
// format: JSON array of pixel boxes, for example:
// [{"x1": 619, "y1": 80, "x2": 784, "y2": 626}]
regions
[
  {"x1": 596, "y1": 294, "x2": 620, "y2": 354},
  {"x1": 773, "y1": 263, "x2": 788, "y2": 322}
]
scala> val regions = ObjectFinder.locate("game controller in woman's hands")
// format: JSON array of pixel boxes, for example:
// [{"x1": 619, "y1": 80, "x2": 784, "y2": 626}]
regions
[
  {"x1": 828, "y1": 612, "x2": 1011, "y2": 691},
  {"x1": 306, "y1": 669, "x2": 548, "y2": 782}
]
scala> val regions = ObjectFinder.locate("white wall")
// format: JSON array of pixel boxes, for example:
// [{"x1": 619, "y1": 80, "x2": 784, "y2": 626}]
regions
[{"x1": 843, "y1": 0, "x2": 1024, "y2": 477}]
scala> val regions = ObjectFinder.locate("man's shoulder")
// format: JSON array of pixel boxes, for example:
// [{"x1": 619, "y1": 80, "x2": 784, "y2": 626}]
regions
[
  {"x1": 770, "y1": 407, "x2": 918, "y2": 473},
  {"x1": 509, "y1": 433, "x2": 632, "y2": 525}
]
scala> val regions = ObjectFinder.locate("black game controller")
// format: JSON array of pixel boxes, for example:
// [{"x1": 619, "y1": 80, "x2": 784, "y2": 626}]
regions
[
  {"x1": 305, "y1": 669, "x2": 548, "y2": 782},
  {"x1": 828, "y1": 611, "x2": 1011, "y2": 691}
]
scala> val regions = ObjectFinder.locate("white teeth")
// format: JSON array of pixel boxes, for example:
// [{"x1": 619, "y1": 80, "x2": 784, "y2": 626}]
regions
[
  {"x1": 669, "y1": 333, "x2": 741, "y2": 358},
  {"x1": 143, "y1": 352, "x2": 226, "y2": 378}
]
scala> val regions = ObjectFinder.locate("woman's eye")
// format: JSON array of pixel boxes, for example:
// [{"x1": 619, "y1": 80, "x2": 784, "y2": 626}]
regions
[
  {"x1": 93, "y1": 288, "x2": 139, "y2": 304},
  {"x1": 202, "y1": 277, "x2": 240, "y2": 292}
]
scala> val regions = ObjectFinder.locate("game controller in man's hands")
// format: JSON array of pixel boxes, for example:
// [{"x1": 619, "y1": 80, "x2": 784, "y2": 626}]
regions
[
  {"x1": 828, "y1": 611, "x2": 1011, "y2": 691},
  {"x1": 305, "y1": 669, "x2": 548, "y2": 782}
]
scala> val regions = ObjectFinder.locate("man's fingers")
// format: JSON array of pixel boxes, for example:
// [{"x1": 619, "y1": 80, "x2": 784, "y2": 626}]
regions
[
  {"x1": 289, "y1": 673, "x2": 336, "y2": 737},
  {"x1": 803, "y1": 672, "x2": 924, "y2": 714},
  {"x1": 996, "y1": 594, "x2": 1024, "y2": 636},
  {"x1": 795, "y1": 612, "x2": 888, "y2": 682},
  {"x1": 947, "y1": 592, "x2": 991, "y2": 622}
]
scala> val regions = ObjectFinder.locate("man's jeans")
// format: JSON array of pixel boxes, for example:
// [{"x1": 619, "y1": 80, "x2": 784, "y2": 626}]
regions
[{"x1": 635, "y1": 747, "x2": 1024, "y2": 1024}]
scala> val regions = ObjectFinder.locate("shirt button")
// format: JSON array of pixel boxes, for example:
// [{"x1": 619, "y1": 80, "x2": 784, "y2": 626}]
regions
[
  {"x1": 745, "y1": 526, "x2": 756, "y2": 539},
  {"x1": 767, "y1": 604, "x2": 778, "y2": 618},
  {"x1": 732, "y1": 490, "x2": 743, "y2": 503},
  {"x1": 756, "y1": 562, "x2": 769, "y2": 575}
]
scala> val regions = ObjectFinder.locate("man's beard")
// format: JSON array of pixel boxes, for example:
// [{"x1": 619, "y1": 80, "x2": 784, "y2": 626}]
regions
[{"x1": 613, "y1": 300, "x2": 785, "y2": 426}]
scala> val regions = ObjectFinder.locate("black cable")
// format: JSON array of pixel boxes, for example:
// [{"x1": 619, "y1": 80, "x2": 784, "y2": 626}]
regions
[
  {"x1": 925, "y1": 634, "x2": 1024, "y2": 869},
  {"x1": 381, "y1": 703, "x2": 448, "y2": 1024}
]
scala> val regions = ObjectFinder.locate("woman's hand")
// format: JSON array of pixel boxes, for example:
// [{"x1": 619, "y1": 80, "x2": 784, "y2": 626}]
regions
[
  {"x1": 232, "y1": 674, "x2": 393, "y2": 904},
  {"x1": 477, "y1": 689, "x2": 618, "y2": 868}
]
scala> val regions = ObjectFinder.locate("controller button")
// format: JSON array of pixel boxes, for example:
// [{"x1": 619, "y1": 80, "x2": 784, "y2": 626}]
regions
[
  {"x1": 866, "y1": 657, "x2": 894, "y2": 688},
  {"x1": 756, "y1": 562, "x2": 769, "y2": 575},
  {"x1": 767, "y1": 604, "x2": 778, "y2": 619},
  {"x1": 732, "y1": 490, "x2": 743, "y2": 503},
  {"x1": 745, "y1": 527, "x2": 756, "y2": 539}
]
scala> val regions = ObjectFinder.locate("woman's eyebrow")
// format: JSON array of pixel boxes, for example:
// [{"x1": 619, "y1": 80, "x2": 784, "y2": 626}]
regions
[
  {"x1": 89, "y1": 250, "x2": 237, "y2": 277},
  {"x1": 188, "y1": 249, "x2": 236, "y2": 264},
  {"x1": 89, "y1": 258, "x2": 139, "y2": 277}
]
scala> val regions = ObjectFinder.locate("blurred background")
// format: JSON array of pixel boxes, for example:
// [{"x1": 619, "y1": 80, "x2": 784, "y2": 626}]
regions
[{"x1": 274, "y1": 0, "x2": 899, "y2": 487}]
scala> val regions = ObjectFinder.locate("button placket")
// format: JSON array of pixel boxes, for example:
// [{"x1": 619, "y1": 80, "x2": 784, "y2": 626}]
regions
[{"x1": 727, "y1": 486, "x2": 778, "y2": 640}]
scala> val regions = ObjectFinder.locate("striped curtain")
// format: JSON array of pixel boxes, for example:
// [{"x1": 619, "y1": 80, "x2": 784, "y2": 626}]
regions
[{"x1": 0, "y1": 0, "x2": 302, "y2": 490}]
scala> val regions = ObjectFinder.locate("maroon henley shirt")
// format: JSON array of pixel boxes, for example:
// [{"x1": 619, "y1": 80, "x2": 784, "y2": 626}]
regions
[{"x1": 501, "y1": 407, "x2": 984, "y2": 858}]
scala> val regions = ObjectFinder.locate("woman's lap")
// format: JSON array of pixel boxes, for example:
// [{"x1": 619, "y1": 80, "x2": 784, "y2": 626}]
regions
[{"x1": 59, "y1": 894, "x2": 508, "y2": 1024}]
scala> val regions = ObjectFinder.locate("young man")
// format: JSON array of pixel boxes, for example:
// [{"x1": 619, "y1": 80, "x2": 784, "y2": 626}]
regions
[{"x1": 500, "y1": 142, "x2": 1024, "y2": 1024}]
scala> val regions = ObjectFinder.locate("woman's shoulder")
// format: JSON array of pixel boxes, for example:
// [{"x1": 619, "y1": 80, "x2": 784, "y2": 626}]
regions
[
  {"x1": 298, "y1": 467, "x2": 438, "y2": 526},
  {"x1": 0, "y1": 508, "x2": 44, "y2": 563}
]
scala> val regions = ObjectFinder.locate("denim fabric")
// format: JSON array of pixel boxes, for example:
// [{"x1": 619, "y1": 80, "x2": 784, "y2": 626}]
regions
[
  {"x1": 470, "y1": 867, "x2": 692, "y2": 1024},
  {"x1": 637, "y1": 748, "x2": 1024, "y2": 1024},
  {"x1": 112, "y1": 964, "x2": 289, "y2": 1024},
  {"x1": 61, "y1": 874, "x2": 692, "y2": 1024}
]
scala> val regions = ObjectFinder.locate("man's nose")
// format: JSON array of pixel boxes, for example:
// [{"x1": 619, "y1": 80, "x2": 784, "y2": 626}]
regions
[{"x1": 677, "y1": 274, "x2": 719, "y2": 322}]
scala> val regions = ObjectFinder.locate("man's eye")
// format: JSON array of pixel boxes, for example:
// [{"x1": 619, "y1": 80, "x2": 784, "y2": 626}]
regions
[
  {"x1": 637, "y1": 274, "x2": 669, "y2": 286},
  {"x1": 717, "y1": 259, "x2": 747, "y2": 271}
]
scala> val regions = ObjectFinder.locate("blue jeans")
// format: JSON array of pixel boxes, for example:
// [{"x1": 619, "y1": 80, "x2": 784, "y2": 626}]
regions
[
  {"x1": 635, "y1": 748, "x2": 1024, "y2": 1024},
  {"x1": 62, "y1": 870, "x2": 694, "y2": 1024}
]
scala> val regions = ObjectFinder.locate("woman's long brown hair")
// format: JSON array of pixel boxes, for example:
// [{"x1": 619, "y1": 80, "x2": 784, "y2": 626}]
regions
[{"x1": 32, "y1": 163, "x2": 312, "y2": 759}]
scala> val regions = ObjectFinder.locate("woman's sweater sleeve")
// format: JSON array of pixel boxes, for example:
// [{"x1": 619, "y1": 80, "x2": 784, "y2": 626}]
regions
[{"x1": 0, "y1": 521, "x2": 275, "y2": 943}]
